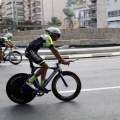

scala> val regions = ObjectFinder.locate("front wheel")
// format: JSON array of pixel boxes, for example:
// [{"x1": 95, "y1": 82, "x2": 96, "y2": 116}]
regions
[
  {"x1": 52, "y1": 71, "x2": 81, "y2": 101},
  {"x1": 9, "y1": 51, "x2": 22, "y2": 65},
  {"x1": 6, "y1": 73, "x2": 36, "y2": 104}
]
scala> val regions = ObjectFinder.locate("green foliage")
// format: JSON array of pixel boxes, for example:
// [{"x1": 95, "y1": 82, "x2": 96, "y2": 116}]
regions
[
  {"x1": 2, "y1": 17, "x2": 13, "y2": 25},
  {"x1": 47, "y1": 17, "x2": 62, "y2": 26},
  {"x1": 18, "y1": 20, "x2": 33, "y2": 25}
]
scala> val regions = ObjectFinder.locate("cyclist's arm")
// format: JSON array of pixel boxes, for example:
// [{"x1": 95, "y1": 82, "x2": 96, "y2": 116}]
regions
[
  {"x1": 10, "y1": 42, "x2": 16, "y2": 47},
  {"x1": 50, "y1": 46, "x2": 69, "y2": 65},
  {"x1": 50, "y1": 46, "x2": 64, "y2": 62},
  {"x1": 45, "y1": 35, "x2": 69, "y2": 65},
  {"x1": 45, "y1": 35, "x2": 63, "y2": 60},
  {"x1": 5, "y1": 42, "x2": 13, "y2": 46},
  {"x1": 7, "y1": 41, "x2": 16, "y2": 48}
]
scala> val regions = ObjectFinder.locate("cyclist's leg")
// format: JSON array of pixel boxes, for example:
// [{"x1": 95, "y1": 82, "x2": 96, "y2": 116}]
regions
[
  {"x1": 26, "y1": 50, "x2": 48, "y2": 83},
  {"x1": 3, "y1": 44, "x2": 9, "y2": 53},
  {"x1": 36, "y1": 62, "x2": 48, "y2": 86},
  {"x1": 26, "y1": 50, "x2": 50, "y2": 92}
]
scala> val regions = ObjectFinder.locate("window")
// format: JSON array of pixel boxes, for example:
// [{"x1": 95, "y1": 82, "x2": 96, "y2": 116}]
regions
[{"x1": 108, "y1": 10, "x2": 120, "y2": 17}]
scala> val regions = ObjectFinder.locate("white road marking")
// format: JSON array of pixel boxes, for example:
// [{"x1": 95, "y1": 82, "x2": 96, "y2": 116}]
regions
[
  {"x1": 82, "y1": 86, "x2": 120, "y2": 92},
  {"x1": 58, "y1": 86, "x2": 120, "y2": 93}
]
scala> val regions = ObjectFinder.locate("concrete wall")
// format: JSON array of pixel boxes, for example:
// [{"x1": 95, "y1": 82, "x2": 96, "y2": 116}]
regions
[{"x1": 10, "y1": 28, "x2": 120, "y2": 47}]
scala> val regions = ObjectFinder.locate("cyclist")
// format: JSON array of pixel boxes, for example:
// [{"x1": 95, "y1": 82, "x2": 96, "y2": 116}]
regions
[
  {"x1": 0, "y1": 33, "x2": 16, "y2": 63},
  {"x1": 25, "y1": 27, "x2": 70, "y2": 93}
]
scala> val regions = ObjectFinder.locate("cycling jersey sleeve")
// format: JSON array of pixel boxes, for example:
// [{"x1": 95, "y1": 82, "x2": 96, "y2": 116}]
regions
[
  {"x1": 45, "y1": 35, "x2": 54, "y2": 48},
  {"x1": 4, "y1": 37, "x2": 11, "y2": 42},
  {"x1": 4, "y1": 37, "x2": 8, "y2": 42},
  {"x1": 8, "y1": 39, "x2": 11, "y2": 42}
]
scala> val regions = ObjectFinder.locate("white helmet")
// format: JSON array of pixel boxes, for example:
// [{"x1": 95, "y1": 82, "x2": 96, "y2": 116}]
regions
[
  {"x1": 4, "y1": 33, "x2": 13, "y2": 39},
  {"x1": 46, "y1": 27, "x2": 61, "y2": 38}
]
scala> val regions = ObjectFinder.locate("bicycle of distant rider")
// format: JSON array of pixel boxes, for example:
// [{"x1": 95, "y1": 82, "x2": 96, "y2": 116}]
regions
[
  {"x1": 6, "y1": 59, "x2": 81, "y2": 104},
  {"x1": 2, "y1": 47, "x2": 22, "y2": 65}
]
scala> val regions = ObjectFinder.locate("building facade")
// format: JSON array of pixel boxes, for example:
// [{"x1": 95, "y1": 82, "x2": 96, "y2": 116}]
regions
[
  {"x1": 1, "y1": 0, "x2": 24, "y2": 24},
  {"x1": 24, "y1": 0, "x2": 31, "y2": 21},
  {"x1": 30, "y1": 0, "x2": 43, "y2": 24},
  {"x1": 73, "y1": 0, "x2": 97, "y2": 28},
  {"x1": 107, "y1": 0, "x2": 120, "y2": 28},
  {"x1": 1, "y1": 0, "x2": 68, "y2": 26},
  {"x1": 73, "y1": 0, "x2": 107, "y2": 28}
]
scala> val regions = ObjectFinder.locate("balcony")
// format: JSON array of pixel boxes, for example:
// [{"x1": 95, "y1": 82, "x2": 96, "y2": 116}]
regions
[
  {"x1": 80, "y1": 13, "x2": 97, "y2": 20},
  {"x1": 88, "y1": 3, "x2": 97, "y2": 9},
  {"x1": 89, "y1": 13, "x2": 97, "y2": 19},
  {"x1": 16, "y1": 0, "x2": 23, "y2": 2},
  {"x1": 6, "y1": 1, "x2": 12, "y2": 5},
  {"x1": 89, "y1": 22, "x2": 97, "y2": 28},
  {"x1": 17, "y1": 13, "x2": 24, "y2": 16},
  {"x1": 91, "y1": 0, "x2": 97, "y2": 2},
  {"x1": 17, "y1": 7, "x2": 24, "y2": 11},
  {"x1": 35, "y1": 0, "x2": 41, "y2": 2}
]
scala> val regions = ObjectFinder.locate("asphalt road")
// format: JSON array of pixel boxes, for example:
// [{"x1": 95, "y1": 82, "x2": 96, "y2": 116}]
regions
[{"x1": 0, "y1": 56, "x2": 120, "y2": 120}]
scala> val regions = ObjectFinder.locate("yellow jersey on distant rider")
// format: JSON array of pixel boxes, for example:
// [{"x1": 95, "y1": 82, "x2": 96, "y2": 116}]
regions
[{"x1": 3, "y1": 37, "x2": 11, "y2": 43}]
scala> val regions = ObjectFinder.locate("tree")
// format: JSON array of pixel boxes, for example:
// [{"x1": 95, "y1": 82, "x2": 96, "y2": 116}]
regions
[
  {"x1": 47, "y1": 17, "x2": 62, "y2": 26},
  {"x1": 18, "y1": 20, "x2": 33, "y2": 25},
  {"x1": 2, "y1": 17, "x2": 13, "y2": 25}
]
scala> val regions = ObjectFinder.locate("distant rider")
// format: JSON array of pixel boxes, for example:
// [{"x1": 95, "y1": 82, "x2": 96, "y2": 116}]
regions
[{"x1": 0, "y1": 33, "x2": 16, "y2": 63}]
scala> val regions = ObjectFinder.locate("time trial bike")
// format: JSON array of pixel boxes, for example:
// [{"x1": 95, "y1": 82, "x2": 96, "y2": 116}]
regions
[
  {"x1": 6, "y1": 59, "x2": 81, "y2": 104},
  {"x1": 2, "y1": 47, "x2": 22, "y2": 65}
]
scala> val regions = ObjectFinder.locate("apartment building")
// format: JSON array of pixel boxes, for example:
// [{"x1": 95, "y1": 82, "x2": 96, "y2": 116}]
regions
[
  {"x1": 30, "y1": 0, "x2": 43, "y2": 24},
  {"x1": 1, "y1": 0, "x2": 24, "y2": 24},
  {"x1": 24, "y1": 0, "x2": 31, "y2": 21},
  {"x1": 107, "y1": 0, "x2": 120, "y2": 28},
  {"x1": 1, "y1": 0, "x2": 67, "y2": 26},
  {"x1": 24, "y1": 0, "x2": 66, "y2": 25},
  {"x1": 74, "y1": 0, "x2": 107, "y2": 28},
  {"x1": 73, "y1": 0, "x2": 97, "y2": 28}
]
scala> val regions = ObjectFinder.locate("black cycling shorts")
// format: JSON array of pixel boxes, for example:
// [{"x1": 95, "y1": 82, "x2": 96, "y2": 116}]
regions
[
  {"x1": 0, "y1": 44, "x2": 2, "y2": 50},
  {"x1": 0, "y1": 38, "x2": 5, "y2": 50},
  {"x1": 25, "y1": 50, "x2": 45, "y2": 65}
]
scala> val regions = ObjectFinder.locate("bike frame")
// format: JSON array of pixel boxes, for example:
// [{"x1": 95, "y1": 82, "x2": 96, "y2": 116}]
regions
[
  {"x1": 28, "y1": 60, "x2": 67, "y2": 89},
  {"x1": 3, "y1": 48, "x2": 14, "y2": 60}
]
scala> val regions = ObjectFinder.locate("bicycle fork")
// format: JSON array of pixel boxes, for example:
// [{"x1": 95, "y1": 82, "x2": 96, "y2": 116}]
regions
[{"x1": 59, "y1": 72, "x2": 68, "y2": 87}]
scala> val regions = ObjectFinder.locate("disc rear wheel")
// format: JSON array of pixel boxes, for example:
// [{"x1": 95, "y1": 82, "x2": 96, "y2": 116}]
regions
[{"x1": 6, "y1": 73, "x2": 36, "y2": 104}]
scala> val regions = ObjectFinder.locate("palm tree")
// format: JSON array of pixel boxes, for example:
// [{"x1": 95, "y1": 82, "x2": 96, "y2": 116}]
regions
[{"x1": 47, "y1": 17, "x2": 62, "y2": 26}]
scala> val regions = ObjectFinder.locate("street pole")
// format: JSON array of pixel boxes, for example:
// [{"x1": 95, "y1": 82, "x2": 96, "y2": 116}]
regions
[
  {"x1": 13, "y1": 0, "x2": 16, "y2": 31},
  {"x1": 52, "y1": 0, "x2": 54, "y2": 17}
]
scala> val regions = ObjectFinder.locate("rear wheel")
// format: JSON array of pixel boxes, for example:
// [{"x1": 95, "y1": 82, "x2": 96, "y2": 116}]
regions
[
  {"x1": 52, "y1": 71, "x2": 81, "y2": 101},
  {"x1": 6, "y1": 73, "x2": 36, "y2": 104},
  {"x1": 9, "y1": 51, "x2": 22, "y2": 65}
]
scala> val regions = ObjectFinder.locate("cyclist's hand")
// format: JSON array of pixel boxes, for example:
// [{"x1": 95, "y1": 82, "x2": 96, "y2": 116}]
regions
[{"x1": 62, "y1": 60, "x2": 70, "y2": 65}]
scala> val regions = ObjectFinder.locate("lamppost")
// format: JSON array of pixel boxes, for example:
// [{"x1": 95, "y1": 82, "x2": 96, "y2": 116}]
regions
[
  {"x1": 52, "y1": 0, "x2": 54, "y2": 17},
  {"x1": 13, "y1": 0, "x2": 16, "y2": 31}
]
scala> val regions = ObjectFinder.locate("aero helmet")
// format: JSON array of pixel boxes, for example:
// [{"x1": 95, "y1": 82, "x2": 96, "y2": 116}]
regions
[
  {"x1": 46, "y1": 27, "x2": 61, "y2": 38},
  {"x1": 4, "y1": 33, "x2": 13, "y2": 39}
]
